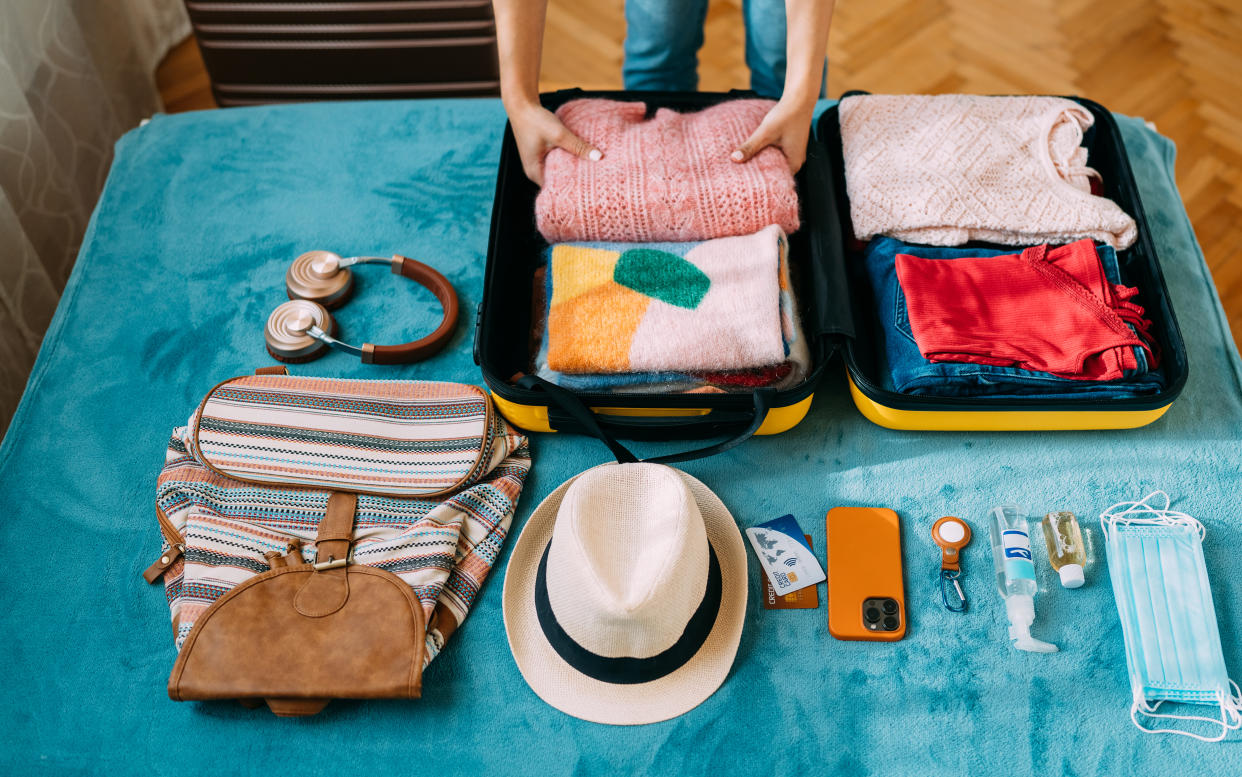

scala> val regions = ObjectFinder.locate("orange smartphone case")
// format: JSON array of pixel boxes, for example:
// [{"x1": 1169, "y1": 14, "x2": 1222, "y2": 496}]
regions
[{"x1": 825, "y1": 507, "x2": 906, "y2": 641}]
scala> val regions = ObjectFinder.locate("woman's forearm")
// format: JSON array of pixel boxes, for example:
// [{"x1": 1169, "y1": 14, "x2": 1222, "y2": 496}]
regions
[
  {"x1": 493, "y1": 0, "x2": 550, "y2": 112},
  {"x1": 491, "y1": 0, "x2": 598, "y2": 183},
  {"x1": 782, "y1": 0, "x2": 835, "y2": 108}
]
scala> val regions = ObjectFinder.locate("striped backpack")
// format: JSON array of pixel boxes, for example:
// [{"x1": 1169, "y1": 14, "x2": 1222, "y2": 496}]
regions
[{"x1": 146, "y1": 367, "x2": 530, "y2": 716}]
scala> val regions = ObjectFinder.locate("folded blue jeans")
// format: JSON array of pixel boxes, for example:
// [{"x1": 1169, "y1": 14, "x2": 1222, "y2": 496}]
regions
[{"x1": 862, "y1": 237, "x2": 1165, "y2": 399}]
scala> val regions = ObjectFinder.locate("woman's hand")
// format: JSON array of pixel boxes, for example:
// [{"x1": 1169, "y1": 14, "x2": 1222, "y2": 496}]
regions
[
  {"x1": 731, "y1": 97, "x2": 816, "y2": 172},
  {"x1": 492, "y1": 0, "x2": 598, "y2": 185},
  {"x1": 509, "y1": 102, "x2": 601, "y2": 186},
  {"x1": 731, "y1": 0, "x2": 833, "y2": 172}
]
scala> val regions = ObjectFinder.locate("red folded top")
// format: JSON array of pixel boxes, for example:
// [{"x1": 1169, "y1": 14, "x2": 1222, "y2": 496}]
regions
[{"x1": 894, "y1": 240, "x2": 1157, "y2": 381}]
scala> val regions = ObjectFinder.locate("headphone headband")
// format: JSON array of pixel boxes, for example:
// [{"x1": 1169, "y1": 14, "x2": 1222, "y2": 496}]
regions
[{"x1": 363, "y1": 256, "x2": 459, "y2": 364}]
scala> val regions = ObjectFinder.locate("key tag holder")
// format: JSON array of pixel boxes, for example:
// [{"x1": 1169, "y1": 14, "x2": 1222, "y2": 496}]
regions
[{"x1": 932, "y1": 516, "x2": 971, "y2": 612}]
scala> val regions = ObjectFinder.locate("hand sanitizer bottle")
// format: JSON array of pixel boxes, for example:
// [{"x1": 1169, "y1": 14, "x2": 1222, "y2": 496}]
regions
[
  {"x1": 1042, "y1": 511, "x2": 1087, "y2": 588},
  {"x1": 989, "y1": 505, "x2": 1058, "y2": 653}
]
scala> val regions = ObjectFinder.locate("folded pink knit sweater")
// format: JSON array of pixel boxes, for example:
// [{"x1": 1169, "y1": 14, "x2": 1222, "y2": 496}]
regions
[
  {"x1": 535, "y1": 99, "x2": 801, "y2": 243},
  {"x1": 839, "y1": 94, "x2": 1138, "y2": 249}
]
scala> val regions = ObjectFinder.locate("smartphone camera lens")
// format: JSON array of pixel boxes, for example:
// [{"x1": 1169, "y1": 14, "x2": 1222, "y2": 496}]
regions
[
  {"x1": 883, "y1": 615, "x2": 899, "y2": 630},
  {"x1": 864, "y1": 607, "x2": 881, "y2": 623},
  {"x1": 882, "y1": 598, "x2": 899, "y2": 614}
]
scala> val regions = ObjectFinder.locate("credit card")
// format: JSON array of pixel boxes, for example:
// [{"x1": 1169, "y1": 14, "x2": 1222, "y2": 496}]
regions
[
  {"x1": 763, "y1": 535, "x2": 819, "y2": 609},
  {"x1": 745, "y1": 514, "x2": 826, "y2": 596}
]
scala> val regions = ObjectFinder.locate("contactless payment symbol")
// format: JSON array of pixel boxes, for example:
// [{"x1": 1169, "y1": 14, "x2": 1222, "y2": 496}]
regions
[{"x1": 745, "y1": 515, "x2": 825, "y2": 597}]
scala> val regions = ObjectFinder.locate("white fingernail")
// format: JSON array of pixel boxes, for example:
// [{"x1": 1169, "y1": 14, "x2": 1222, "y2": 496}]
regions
[
  {"x1": 731, "y1": 150, "x2": 744, "y2": 162},
  {"x1": 588, "y1": 149, "x2": 602, "y2": 161}
]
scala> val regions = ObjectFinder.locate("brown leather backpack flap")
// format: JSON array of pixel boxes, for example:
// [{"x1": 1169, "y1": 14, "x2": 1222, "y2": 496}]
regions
[{"x1": 168, "y1": 565, "x2": 425, "y2": 712}]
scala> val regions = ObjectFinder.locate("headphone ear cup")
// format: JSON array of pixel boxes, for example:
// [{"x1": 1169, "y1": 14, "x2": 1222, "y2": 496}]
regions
[
  {"x1": 287, "y1": 273, "x2": 354, "y2": 310},
  {"x1": 265, "y1": 300, "x2": 336, "y2": 363},
  {"x1": 285, "y1": 251, "x2": 355, "y2": 309}
]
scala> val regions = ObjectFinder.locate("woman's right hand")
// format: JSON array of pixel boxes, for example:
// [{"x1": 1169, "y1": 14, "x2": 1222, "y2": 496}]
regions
[{"x1": 508, "y1": 102, "x2": 601, "y2": 186}]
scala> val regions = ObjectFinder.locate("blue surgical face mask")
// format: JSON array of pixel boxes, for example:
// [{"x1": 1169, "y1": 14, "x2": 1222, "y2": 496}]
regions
[{"x1": 1101, "y1": 492, "x2": 1242, "y2": 742}]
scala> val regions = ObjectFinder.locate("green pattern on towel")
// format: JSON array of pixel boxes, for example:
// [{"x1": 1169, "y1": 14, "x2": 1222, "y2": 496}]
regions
[{"x1": 613, "y1": 248, "x2": 711, "y2": 309}]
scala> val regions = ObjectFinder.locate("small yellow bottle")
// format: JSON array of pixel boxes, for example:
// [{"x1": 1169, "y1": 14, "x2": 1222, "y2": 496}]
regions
[{"x1": 1042, "y1": 511, "x2": 1087, "y2": 588}]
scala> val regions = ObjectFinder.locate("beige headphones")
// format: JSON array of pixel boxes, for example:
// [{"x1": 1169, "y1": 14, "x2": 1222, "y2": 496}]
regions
[{"x1": 264, "y1": 250, "x2": 458, "y2": 364}]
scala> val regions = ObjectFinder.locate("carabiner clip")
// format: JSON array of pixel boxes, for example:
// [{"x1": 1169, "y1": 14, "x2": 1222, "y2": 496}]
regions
[
  {"x1": 932, "y1": 516, "x2": 971, "y2": 613},
  {"x1": 940, "y1": 568, "x2": 967, "y2": 612}
]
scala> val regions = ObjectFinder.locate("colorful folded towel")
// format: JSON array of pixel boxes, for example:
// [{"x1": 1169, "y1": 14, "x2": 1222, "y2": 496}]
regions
[
  {"x1": 839, "y1": 94, "x2": 1138, "y2": 249},
  {"x1": 533, "y1": 225, "x2": 811, "y2": 392},
  {"x1": 536, "y1": 99, "x2": 801, "y2": 243},
  {"x1": 895, "y1": 239, "x2": 1157, "y2": 381}
]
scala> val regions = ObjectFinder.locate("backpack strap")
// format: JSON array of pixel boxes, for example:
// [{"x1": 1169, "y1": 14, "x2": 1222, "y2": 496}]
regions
[
  {"x1": 294, "y1": 491, "x2": 358, "y2": 619},
  {"x1": 313, "y1": 491, "x2": 357, "y2": 570}
]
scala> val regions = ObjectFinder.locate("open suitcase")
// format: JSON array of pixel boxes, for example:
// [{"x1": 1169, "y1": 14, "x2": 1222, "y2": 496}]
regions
[{"x1": 474, "y1": 89, "x2": 1187, "y2": 453}]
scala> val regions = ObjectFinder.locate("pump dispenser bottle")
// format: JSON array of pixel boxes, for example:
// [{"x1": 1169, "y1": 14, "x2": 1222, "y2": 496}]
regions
[{"x1": 989, "y1": 505, "x2": 1058, "y2": 653}]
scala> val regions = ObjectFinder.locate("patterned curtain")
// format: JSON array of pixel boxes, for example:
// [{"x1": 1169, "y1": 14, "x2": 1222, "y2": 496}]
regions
[{"x1": 0, "y1": 0, "x2": 189, "y2": 437}]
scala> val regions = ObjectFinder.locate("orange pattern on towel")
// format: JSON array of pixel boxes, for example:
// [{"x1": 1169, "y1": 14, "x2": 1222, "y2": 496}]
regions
[{"x1": 546, "y1": 283, "x2": 650, "y2": 372}]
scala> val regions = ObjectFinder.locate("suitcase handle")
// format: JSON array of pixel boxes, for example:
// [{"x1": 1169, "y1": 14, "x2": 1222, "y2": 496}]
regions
[{"x1": 516, "y1": 375, "x2": 772, "y2": 464}]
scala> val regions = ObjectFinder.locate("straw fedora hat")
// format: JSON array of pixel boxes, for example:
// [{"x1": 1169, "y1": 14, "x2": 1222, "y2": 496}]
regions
[{"x1": 503, "y1": 462, "x2": 747, "y2": 725}]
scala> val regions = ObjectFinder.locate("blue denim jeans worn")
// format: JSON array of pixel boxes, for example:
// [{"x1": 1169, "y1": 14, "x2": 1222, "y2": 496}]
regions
[
  {"x1": 622, "y1": 0, "x2": 802, "y2": 98},
  {"x1": 862, "y1": 237, "x2": 1165, "y2": 399}
]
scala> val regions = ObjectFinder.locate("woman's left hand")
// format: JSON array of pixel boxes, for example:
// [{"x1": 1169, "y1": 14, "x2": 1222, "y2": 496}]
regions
[{"x1": 731, "y1": 98, "x2": 816, "y2": 173}]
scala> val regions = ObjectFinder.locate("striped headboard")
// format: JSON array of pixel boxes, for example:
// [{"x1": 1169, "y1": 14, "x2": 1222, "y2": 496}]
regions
[{"x1": 183, "y1": 1, "x2": 500, "y2": 106}]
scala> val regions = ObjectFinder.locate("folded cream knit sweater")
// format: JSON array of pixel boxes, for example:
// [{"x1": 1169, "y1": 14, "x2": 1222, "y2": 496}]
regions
[{"x1": 839, "y1": 94, "x2": 1138, "y2": 249}]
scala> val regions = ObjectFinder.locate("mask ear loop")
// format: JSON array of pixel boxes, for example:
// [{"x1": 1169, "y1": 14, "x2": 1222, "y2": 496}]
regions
[
  {"x1": 1100, "y1": 490, "x2": 1204, "y2": 542},
  {"x1": 1130, "y1": 680, "x2": 1242, "y2": 742}
]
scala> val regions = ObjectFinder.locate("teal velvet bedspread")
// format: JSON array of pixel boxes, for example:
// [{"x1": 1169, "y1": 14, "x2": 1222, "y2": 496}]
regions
[{"x1": 1, "y1": 98, "x2": 1240, "y2": 776}]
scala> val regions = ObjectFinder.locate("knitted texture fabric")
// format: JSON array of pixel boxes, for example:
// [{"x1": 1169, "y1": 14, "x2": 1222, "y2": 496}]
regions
[
  {"x1": 535, "y1": 99, "x2": 801, "y2": 243},
  {"x1": 539, "y1": 225, "x2": 810, "y2": 384},
  {"x1": 839, "y1": 94, "x2": 1138, "y2": 249},
  {"x1": 895, "y1": 239, "x2": 1156, "y2": 381}
]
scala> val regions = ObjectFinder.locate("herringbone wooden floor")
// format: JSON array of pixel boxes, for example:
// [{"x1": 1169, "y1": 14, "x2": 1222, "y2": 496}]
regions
[{"x1": 158, "y1": 0, "x2": 1242, "y2": 348}]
